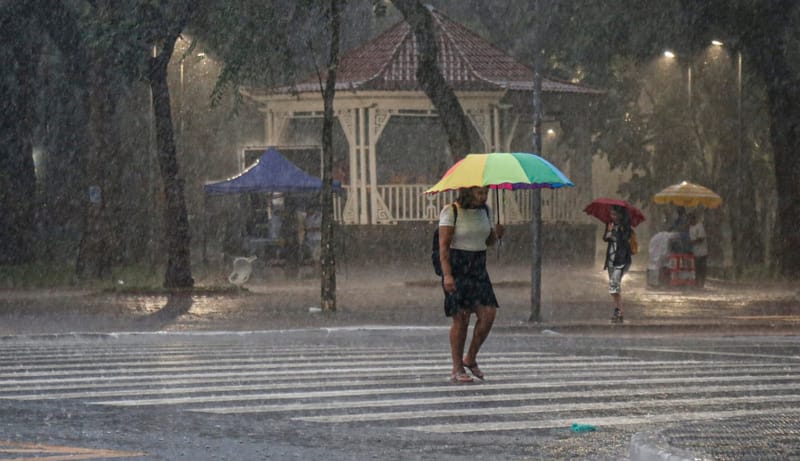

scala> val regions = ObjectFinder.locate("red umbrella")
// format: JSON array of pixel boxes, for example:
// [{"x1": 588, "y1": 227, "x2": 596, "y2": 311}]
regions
[{"x1": 583, "y1": 198, "x2": 646, "y2": 227}]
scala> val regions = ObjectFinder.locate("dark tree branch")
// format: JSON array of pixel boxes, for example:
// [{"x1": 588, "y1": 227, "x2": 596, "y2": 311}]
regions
[{"x1": 391, "y1": 0, "x2": 473, "y2": 160}]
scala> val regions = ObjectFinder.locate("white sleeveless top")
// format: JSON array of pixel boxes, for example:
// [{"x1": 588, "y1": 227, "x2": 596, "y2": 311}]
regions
[{"x1": 438, "y1": 204, "x2": 492, "y2": 251}]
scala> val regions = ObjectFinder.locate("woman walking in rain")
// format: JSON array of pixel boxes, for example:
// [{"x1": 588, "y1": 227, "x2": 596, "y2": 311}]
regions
[
  {"x1": 604, "y1": 205, "x2": 632, "y2": 323},
  {"x1": 438, "y1": 186, "x2": 504, "y2": 384}
]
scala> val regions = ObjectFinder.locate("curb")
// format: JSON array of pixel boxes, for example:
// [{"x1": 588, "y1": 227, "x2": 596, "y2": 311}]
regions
[{"x1": 494, "y1": 322, "x2": 800, "y2": 335}]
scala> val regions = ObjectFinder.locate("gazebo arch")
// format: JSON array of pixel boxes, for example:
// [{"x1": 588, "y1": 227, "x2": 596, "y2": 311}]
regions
[{"x1": 242, "y1": 8, "x2": 602, "y2": 225}]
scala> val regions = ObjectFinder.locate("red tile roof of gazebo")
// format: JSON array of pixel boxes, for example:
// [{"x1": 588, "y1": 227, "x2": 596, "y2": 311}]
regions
[{"x1": 269, "y1": 8, "x2": 601, "y2": 95}]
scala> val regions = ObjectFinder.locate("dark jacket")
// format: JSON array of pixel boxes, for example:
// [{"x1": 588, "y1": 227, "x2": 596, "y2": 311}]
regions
[{"x1": 603, "y1": 224, "x2": 632, "y2": 269}]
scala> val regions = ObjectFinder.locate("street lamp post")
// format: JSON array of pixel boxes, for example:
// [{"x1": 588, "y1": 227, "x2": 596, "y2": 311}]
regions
[
  {"x1": 711, "y1": 41, "x2": 742, "y2": 178},
  {"x1": 665, "y1": 44, "x2": 743, "y2": 176},
  {"x1": 709, "y1": 40, "x2": 745, "y2": 274},
  {"x1": 663, "y1": 50, "x2": 692, "y2": 107},
  {"x1": 530, "y1": 0, "x2": 543, "y2": 322},
  {"x1": 737, "y1": 50, "x2": 742, "y2": 205},
  {"x1": 734, "y1": 49, "x2": 744, "y2": 276}
]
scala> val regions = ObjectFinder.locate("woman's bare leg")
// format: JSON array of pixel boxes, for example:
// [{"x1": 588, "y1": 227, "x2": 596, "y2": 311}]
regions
[
  {"x1": 464, "y1": 306, "x2": 496, "y2": 365},
  {"x1": 450, "y1": 311, "x2": 471, "y2": 373}
]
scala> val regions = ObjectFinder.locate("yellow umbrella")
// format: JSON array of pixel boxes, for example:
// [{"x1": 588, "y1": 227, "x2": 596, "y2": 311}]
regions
[{"x1": 653, "y1": 181, "x2": 722, "y2": 208}]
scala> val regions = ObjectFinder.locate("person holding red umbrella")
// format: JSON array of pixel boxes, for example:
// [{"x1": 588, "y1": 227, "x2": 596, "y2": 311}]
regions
[{"x1": 604, "y1": 205, "x2": 633, "y2": 323}]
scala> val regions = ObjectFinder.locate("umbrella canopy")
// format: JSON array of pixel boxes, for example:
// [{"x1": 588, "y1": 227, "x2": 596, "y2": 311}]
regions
[
  {"x1": 424, "y1": 152, "x2": 573, "y2": 194},
  {"x1": 204, "y1": 147, "x2": 340, "y2": 195},
  {"x1": 653, "y1": 181, "x2": 722, "y2": 208},
  {"x1": 584, "y1": 198, "x2": 646, "y2": 227}
]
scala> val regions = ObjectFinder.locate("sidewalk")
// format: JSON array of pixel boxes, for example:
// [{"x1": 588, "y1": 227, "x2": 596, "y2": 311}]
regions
[{"x1": 1, "y1": 261, "x2": 798, "y2": 336}]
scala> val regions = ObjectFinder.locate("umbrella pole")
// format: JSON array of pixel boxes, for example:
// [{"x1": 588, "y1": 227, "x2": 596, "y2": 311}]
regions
[
  {"x1": 495, "y1": 189, "x2": 502, "y2": 256},
  {"x1": 495, "y1": 189, "x2": 501, "y2": 226},
  {"x1": 202, "y1": 194, "x2": 208, "y2": 265}
]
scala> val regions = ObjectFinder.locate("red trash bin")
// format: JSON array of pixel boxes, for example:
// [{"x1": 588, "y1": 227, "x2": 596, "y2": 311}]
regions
[{"x1": 667, "y1": 253, "x2": 695, "y2": 286}]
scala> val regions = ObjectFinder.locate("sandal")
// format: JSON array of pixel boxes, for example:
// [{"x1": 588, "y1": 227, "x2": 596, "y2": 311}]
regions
[
  {"x1": 450, "y1": 370, "x2": 474, "y2": 384},
  {"x1": 611, "y1": 308, "x2": 624, "y2": 324},
  {"x1": 462, "y1": 360, "x2": 485, "y2": 380}
]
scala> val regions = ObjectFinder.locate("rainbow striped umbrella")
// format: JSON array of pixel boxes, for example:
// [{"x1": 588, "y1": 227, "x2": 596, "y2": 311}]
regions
[{"x1": 424, "y1": 152, "x2": 573, "y2": 194}]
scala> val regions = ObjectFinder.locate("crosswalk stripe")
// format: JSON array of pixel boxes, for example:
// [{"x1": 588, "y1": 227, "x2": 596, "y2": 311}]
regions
[
  {"x1": 5, "y1": 339, "x2": 799, "y2": 437},
  {"x1": 597, "y1": 346, "x2": 800, "y2": 361},
  {"x1": 2, "y1": 366, "x2": 793, "y2": 401},
  {"x1": 89, "y1": 373, "x2": 800, "y2": 407},
  {"x1": 193, "y1": 382, "x2": 800, "y2": 414},
  {"x1": 0, "y1": 359, "x2": 780, "y2": 380},
  {"x1": 0, "y1": 348, "x2": 549, "y2": 362},
  {"x1": 296, "y1": 393, "x2": 800, "y2": 423},
  {"x1": 402, "y1": 407, "x2": 800, "y2": 433},
  {"x1": 0, "y1": 348, "x2": 472, "y2": 365},
  {"x1": 0, "y1": 354, "x2": 623, "y2": 375},
  {"x1": 0, "y1": 359, "x2": 715, "y2": 384}
]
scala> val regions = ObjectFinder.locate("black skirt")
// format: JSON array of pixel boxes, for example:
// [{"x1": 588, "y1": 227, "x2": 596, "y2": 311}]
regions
[{"x1": 442, "y1": 249, "x2": 499, "y2": 317}]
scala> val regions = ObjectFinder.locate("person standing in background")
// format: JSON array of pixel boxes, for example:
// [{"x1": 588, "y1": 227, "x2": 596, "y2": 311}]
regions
[
  {"x1": 689, "y1": 212, "x2": 708, "y2": 288},
  {"x1": 280, "y1": 196, "x2": 302, "y2": 278},
  {"x1": 604, "y1": 205, "x2": 632, "y2": 323},
  {"x1": 304, "y1": 202, "x2": 322, "y2": 264},
  {"x1": 670, "y1": 206, "x2": 691, "y2": 253}
]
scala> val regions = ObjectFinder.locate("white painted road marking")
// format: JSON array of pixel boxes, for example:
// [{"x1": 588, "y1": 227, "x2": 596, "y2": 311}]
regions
[{"x1": 3, "y1": 339, "x2": 799, "y2": 435}]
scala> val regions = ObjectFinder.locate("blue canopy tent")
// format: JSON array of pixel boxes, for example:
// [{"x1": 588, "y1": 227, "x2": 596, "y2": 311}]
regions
[
  {"x1": 202, "y1": 147, "x2": 340, "y2": 265},
  {"x1": 204, "y1": 147, "x2": 339, "y2": 194}
]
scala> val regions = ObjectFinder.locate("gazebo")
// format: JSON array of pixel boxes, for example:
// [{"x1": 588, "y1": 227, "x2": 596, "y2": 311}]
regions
[{"x1": 241, "y1": 8, "x2": 602, "y2": 226}]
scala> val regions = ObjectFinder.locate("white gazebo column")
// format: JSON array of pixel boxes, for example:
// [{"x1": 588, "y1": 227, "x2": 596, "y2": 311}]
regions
[
  {"x1": 369, "y1": 107, "x2": 393, "y2": 224},
  {"x1": 492, "y1": 105, "x2": 502, "y2": 152},
  {"x1": 340, "y1": 107, "x2": 370, "y2": 224},
  {"x1": 338, "y1": 109, "x2": 363, "y2": 224},
  {"x1": 502, "y1": 112, "x2": 520, "y2": 152},
  {"x1": 264, "y1": 110, "x2": 289, "y2": 146},
  {"x1": 466, "y1": 108, "x2": 491, "y2": 152},
  {"x1": 357, "y1": 107, "x2": 369, "y2": 224}
]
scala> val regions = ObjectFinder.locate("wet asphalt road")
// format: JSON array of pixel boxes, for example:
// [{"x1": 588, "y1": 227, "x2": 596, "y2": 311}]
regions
[
  {"x1": 1, "y1": 262, "x2": 798, "y2": 459},
  {"x1": 1, "y1": 329, "x2": 799, "y2": 460}
]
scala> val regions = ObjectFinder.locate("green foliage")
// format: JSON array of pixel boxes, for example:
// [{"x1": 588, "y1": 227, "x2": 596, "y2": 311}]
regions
[
  {"x1": 0, "y1": 262, "x2": 239, "y2": 293},
  {"x1": 0, "y1": 263, "x2": 162, "y2": 290},
  {"x1": 0, "y1": 264, "x2": 77, "y2": 289},
  {"x1": 192, "y1": 1, "x2": 393, "y2": 104},
  {"x1": 192, "y1": 0, "x2": 315, "y2": 103}
]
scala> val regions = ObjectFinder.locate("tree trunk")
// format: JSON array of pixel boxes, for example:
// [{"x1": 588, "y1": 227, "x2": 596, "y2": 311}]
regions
[
  {"x1": 149, "y1": 39, "x2": 194, "y2": 289},
  {"x1": 761, "y1": 62, "x2": 800, "y2": 277},
  {"x1": 320, "y1": 0, "x2": 343, "y2": 312},
  {"x1": 0, "y1": 11, "x2": 38, "y2": 264},
  {"x1": 743, "y1": 5, "x2": 800, "y2": 278},
  {"x1": 75, "y1": 58, "x2": 118, "y2": 278},
  {"x1": 28, "y1": 0, "x2": 91, "y2": 265},
  {"x1": 391, "y1": 0, "x2": 473, "y2": 160},
  {"x1": 737, "y1": 152, "x2": 764, "y2": 269}
]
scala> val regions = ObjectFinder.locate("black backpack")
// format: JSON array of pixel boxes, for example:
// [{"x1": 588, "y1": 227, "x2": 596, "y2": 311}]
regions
[{"x1": 431, "y1": 203, "x2": 489, "y2": 276}]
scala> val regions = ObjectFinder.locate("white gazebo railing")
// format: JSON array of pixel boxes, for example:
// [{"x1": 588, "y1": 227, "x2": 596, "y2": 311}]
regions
[{"x1": 333, "y1": 185, "x2": 584, "y2": 224}]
